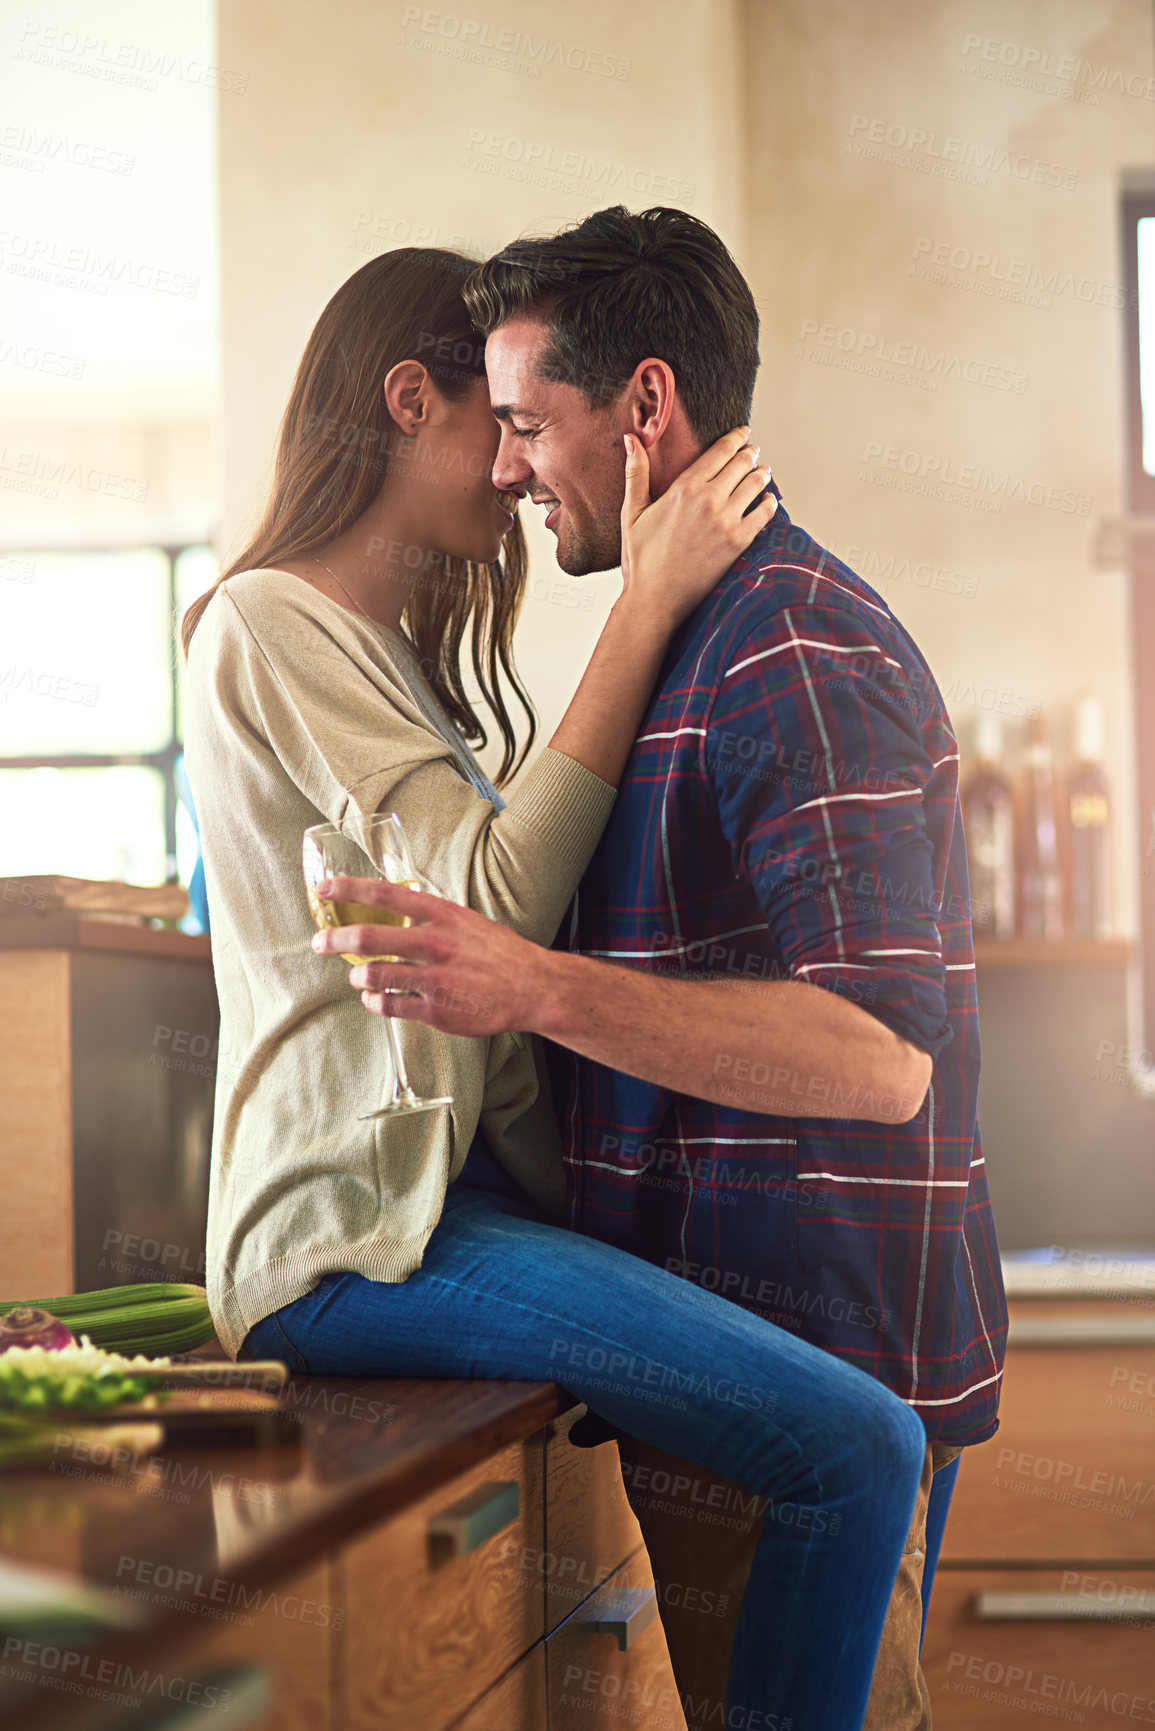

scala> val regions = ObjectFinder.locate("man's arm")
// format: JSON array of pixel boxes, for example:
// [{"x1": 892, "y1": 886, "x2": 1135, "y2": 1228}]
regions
[{"x1": 311, "y1": 881, "x2": 933, "y2": 1125}]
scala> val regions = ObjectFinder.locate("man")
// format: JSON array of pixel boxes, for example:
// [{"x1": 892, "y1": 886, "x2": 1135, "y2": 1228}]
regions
[{"x1": 321, "y1": 205, "x2": 1008, "y2": 1730}]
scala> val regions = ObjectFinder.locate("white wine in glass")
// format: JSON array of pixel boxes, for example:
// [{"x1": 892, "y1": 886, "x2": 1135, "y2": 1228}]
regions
[{"x1": 302, "y1": 813, "x2": 452, "y2": 1120}]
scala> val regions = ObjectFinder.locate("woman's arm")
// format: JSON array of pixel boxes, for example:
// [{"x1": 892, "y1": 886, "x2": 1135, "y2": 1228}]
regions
[{"x1": 195, "y1": 434, "x2": 771, "y2": 948}]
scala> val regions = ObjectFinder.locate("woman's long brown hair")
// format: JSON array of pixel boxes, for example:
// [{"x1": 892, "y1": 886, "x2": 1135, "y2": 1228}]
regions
[{"x1": 181, "y1": 248, "x2": 536, "y2": 785}]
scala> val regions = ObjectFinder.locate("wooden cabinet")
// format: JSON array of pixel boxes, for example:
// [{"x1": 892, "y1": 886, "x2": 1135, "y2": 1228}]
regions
[
  {"x1": 184, "y1": 1560, "x2": 336, "y2": 1731},
  {"x1": 541, "y1": 1408, "x2": 645, "y2": 1634},
  {"x1": 923, "y1": 1300, "x2": 1155, "y2": 1728},
  {"x1": 0, "y1": 920, "x2": 217, "y2": 1297},
  {"x1": 548, "y1": 1548, "x2": 687, "y2": 1731},
  {"x1": 923, "y1": 1569, "x2": 1155, "y2": 1728},
  {"x1": 329, "y1": 1413, "x2": 681, "y2": 1731},
  {"x1": 0, "y1": 1381, "x2": 682, "y2": 1731},
  {"x1": 341, "y1": 1438, "x2": 545, "y2": 1731},
  {"x1": 451, "y1": 1644, "x2": 548, "y2": 1730}
]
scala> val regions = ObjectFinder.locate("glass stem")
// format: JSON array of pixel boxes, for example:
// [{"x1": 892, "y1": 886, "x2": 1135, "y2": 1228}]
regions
[{"x1": 383, "y1": 1016, "x2": 419, "y2": 1105}]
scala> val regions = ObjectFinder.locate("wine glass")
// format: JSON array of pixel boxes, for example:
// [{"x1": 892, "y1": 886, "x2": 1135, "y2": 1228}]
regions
[{"x1": 303, "y1": 812, "x2": 452, "y2": 1120}]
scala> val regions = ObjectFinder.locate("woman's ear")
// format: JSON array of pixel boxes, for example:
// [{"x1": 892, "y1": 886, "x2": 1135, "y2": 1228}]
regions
[{"x1": 383, "y1": 359, "x2": 431, "y2": 438}]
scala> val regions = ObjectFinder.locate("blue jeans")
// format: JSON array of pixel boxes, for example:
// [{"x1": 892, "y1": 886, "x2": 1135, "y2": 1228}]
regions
[
  {"x1": 922, "y1": 1452, "x2": 960, "y2": 1646},
  {"x1": 243, "y1": 1152, "x2": 925, "y2": 1731}
]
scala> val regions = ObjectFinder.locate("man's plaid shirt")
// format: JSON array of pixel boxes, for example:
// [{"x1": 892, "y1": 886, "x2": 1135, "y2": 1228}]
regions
[{"x1": 551, "y1": 498, "x2": 1008, "y2": 1446}]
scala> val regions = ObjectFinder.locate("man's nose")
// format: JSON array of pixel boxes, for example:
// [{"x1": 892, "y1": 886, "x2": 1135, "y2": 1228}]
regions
[{"x1": 492, "y1": 428, "x2": 532, "y2": 492}]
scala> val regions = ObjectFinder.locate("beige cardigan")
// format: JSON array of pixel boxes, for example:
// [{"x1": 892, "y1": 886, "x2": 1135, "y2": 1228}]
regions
[{"x1": 183, "y1": 569, "x2": 615, "y2": 1358}]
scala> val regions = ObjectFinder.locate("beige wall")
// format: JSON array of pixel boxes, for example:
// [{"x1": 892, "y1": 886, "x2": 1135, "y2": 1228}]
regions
[{"x1": 217, "y1": 0, "x2": 1150, "y2": 928}]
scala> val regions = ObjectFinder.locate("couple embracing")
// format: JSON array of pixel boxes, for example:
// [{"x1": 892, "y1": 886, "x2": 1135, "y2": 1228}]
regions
[{"x1": 183, "y1": 204, "x2": 1007, "y2": 1731}]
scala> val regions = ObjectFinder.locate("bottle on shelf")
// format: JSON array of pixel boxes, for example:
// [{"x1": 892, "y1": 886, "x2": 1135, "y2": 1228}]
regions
[
  {"x1": 1018, "y1": 713, "x2": 1064, "y2": 942},
  {"x1": 1066, "y1": 694, "x2": 1111, "y2": 939},
  {"x1": 962, "y1": 715, "x2": 1016, "y2": 939}
]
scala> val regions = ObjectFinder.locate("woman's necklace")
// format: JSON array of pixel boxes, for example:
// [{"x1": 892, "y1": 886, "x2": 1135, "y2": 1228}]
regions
[{"x1": 308, "y1": 554, "x2": 377, "y2": 623}]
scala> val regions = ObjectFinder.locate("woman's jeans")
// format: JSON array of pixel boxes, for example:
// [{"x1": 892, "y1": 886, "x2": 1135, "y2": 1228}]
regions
[{"x1": 242, "y1": 1154, "x2": 926, "y2": 1731}]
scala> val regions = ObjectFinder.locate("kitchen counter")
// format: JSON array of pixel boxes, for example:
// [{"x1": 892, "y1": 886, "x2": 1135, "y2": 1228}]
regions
[{"x1": 0, "y1": 1374, "x2": 580, "y2": 1730}]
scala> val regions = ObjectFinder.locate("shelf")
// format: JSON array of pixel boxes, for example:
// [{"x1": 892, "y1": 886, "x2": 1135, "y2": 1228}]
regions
[{"x1": 972, "y1": 937, "x2": 1136, "y2": 969}]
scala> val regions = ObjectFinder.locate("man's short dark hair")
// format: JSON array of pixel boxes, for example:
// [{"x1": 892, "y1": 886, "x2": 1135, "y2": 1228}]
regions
[{"x1": 463, "y1": 205, "x2": 759, "y2": 446}]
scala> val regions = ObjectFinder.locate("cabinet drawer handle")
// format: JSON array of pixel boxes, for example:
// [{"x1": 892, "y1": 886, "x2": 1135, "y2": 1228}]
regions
[
  {"x1": 586, "y1": 1587, "x2": 658, "y2": 1651},
  {"x1": 428, "y1": 1480, "x2": 520, "y2": 1557},
  {"x1": 975, "y1": 1591, "x2": 1155, "y2": 1622}
]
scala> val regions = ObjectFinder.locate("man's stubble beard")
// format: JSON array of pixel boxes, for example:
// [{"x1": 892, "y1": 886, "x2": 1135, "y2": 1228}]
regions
[{"x1": 554, "y1": 506, "x2": 624, "y2": 578}]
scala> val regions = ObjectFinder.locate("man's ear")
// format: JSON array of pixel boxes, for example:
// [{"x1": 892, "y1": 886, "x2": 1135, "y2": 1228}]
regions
[
  {"x1": 383, "y1": 359, "x2": 432, "y2": 438},
  {"x1": 627, "y1": 358, "x2": 677, "y2": 449}
]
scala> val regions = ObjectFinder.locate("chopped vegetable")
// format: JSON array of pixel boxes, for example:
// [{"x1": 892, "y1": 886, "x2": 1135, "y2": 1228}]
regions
[
  {"x1": 0, "y1": 1341, "x2": 173, "y2": 1415},
  {"x1": 0, "y1": 1308, "x2": 75, "y2": 1355},
  {"x1": 0, "y1": 1284, "x2": 215, "y2": 1356}
]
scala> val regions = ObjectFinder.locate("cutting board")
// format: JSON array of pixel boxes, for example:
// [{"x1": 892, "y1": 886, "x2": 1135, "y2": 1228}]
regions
[{"x1": 5, "y1": 1362, "x2": 299, "y2": 1444}]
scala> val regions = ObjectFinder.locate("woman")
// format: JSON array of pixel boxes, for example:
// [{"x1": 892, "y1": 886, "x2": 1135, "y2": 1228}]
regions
[{"x1": 182, "y1": 248, "x2": 924, "y2": 1731}]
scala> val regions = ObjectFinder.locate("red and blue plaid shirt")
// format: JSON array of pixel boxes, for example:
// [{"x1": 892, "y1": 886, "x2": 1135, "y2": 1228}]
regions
[{"x1": 550, "y1": 499, "x2": 1008, "y2": 1446}]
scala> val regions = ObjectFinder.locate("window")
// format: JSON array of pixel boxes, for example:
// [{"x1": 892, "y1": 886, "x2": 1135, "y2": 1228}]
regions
[
  {"x1": 0, "y1": 0, "x2": 219, "y2": 899},
  {"x1": 1120, "y1": 172, "x2": 1155, "y2": 1068},
  {"x1": 0, "y1": 545, "x2": 215, "y2": 885}
]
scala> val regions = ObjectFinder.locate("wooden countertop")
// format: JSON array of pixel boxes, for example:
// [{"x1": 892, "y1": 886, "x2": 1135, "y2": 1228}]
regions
[
  {"x1": 0, "y1": 1374, "x2": 576, "y2": 1730},
  {"x1": 0, "y1": 915, "x2": 211, "y2": 962}
]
